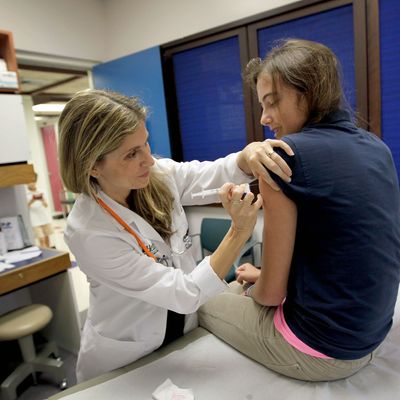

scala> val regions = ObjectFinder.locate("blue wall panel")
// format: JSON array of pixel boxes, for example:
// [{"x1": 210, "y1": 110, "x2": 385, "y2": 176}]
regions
[
  {"x1": 92, "y1": 47, "x2": 171, "y2": 158},
  {"x1": 172, "y1": 36, "x2": 246, "y2": 161},
  {"x1": 257, "y1": 5, "x2": 355, "y2": 139},
  {"x1": 380, "y1": 0, "x2": 400, "y2": 178}
]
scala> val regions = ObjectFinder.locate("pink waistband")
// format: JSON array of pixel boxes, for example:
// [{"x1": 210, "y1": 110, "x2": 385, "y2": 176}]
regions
[{"x1": 273, "y1": 304, "x2": 332, "y2": 359}]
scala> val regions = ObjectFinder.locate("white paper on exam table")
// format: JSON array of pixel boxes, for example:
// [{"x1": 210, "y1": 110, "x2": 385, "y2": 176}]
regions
[
  {"x1": 58, "y1": 288, "x2": 400, "y2": 400},
  {"x1": 152, "y1": 378, "x2": 194, "y2": 400},
  {"x1": 58, "y1": 316, "x2": 400, "y2": 399}
]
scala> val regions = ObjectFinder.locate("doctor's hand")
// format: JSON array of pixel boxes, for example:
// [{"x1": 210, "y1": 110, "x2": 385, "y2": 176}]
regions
[
  {"x1": 237, "y1": 139, "x2": 294, "y2": 191},
  {"x1": 236, "y1": 263, "x2": 261, "y2": 284},
  {"x1": 219, "y1": 183, "x2": 262, "y2": 235},
  {"x1": 209, "y1": 183, "x2": 262, "y2": 280}
]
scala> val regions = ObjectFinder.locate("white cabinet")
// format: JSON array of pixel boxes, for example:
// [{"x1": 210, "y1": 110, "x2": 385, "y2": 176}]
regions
[{"x1": 0, "y1": 94, "x2": 30, "y2": 164}]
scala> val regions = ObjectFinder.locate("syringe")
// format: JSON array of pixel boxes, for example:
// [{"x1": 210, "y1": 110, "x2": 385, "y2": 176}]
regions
[
  {"x1": 191, "y1": 188, "x2": 220, "y2": 200},
  {"x1": 191, "y1": 183, "x2": 250, "y2": 201}
]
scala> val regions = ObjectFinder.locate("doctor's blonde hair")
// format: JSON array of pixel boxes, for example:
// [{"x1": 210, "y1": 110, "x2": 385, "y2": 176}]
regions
[{"x1": 58, "y1": 89, "x2": 174, "y2": 238}]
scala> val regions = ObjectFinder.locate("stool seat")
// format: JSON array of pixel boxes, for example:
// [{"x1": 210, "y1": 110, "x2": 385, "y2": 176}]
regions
[
  {"x1": 0, "y1": 304, "x2": 67, "y2": 400},
  {"x1": 0, "y1": 304, "x2": 52, "y2": 341}
]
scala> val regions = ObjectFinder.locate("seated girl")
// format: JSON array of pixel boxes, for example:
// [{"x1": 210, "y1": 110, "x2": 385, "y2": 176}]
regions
[{"x1": 199, "y1": 38, "x2": 400, "y2": 382}]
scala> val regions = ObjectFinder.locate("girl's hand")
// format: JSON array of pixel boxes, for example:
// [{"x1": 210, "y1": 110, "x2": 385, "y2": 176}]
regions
[
  {"x1": 219, "y1": 183, "x2": 262, "y2": 234},
  {"x1": 237, "y1": 139, "x2": 294, "y2": 191},
  {"x1": 236, "y1": 263, "x2": 261, "y2": 284}
]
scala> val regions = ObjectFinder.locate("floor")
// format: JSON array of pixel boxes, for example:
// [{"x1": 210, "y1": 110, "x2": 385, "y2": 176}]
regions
[
  {"x1": 17, "y1": 348, "x2": 77, "y2": 400},
  {"x1": 10, "y1": 217, "x2": 79, "y2": 400}
]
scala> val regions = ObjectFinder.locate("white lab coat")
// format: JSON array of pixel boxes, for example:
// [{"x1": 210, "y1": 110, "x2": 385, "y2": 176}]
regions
[{"x1": 65, "y1": 153, "x2": 252, "y2": 382}]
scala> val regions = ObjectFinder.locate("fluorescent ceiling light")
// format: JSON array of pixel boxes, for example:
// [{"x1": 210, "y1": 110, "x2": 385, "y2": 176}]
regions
[{"x1": 32, "y1": 103, "x2": 66, "y2": 113}]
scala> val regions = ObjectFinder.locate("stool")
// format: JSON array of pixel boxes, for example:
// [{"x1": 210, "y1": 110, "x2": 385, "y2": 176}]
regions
[{"x1": 0, "y1": 304, "x2": 67, "y2": 400}]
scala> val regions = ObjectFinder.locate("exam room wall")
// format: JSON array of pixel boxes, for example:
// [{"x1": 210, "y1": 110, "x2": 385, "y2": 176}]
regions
[
  {"x1": 100, "y1": 0, "x2": 298, "y2": 61},
  {"x1": 0, "y1": 0, "x2": 296, "y2": 62},
  {"x1": 0, "y1": 0, "x2": 105, "y2": 61}
]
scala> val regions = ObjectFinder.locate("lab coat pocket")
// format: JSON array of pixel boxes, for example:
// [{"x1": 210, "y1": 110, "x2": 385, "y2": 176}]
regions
[
  {"x1": 78, "y1": 320, "x2": 158, "y2": 381},
  {"x1": 170, "y1": 207, "x2": 196, "y2": 272},
  {"x1": 170, "y1": 219, "x2": 189, "y2": 256},
  {"x1": 171, "y1": 223, "x2": 198, "y2": 273}
]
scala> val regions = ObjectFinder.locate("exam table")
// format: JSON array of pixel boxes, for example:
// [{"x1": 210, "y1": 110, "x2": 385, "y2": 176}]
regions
[{"x1": 50, "y1": 291, "x2": 400, "y2": 400}]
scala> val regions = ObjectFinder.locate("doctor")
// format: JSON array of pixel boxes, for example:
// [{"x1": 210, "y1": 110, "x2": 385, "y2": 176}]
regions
[{"x1": 58, "y1": 89, "x2": 293, "y2": 382}]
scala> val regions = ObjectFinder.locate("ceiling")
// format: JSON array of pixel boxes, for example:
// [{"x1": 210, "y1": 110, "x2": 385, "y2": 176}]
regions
[{"x1": 18, "y1": 65, "x2": 91, "y2": 117}]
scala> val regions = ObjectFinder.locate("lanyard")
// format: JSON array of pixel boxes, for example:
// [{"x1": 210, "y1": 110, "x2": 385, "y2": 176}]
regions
[{"x1": 96, "y1": 197, "x2": 157, "y2": 261}]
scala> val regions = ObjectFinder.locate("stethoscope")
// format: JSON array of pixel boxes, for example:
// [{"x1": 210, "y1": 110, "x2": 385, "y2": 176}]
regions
[{"x1": 96, "y1": 197, "x2": 192, "y2": 266}]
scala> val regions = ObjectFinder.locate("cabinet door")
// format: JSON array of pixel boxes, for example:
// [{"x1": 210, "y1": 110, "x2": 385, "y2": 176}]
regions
[
  {"x1": 379, "y1": 0, "x2": 400, "y2": 176},
  {"x1": 0, "y1": 94, "x2": 30, "y2": 164},
  {"x1": 164, "y1": 29, "x2": 253, "y2": 161},
  {"x1": 249, "y1": 2, "x2": 364, "y2": 140}
]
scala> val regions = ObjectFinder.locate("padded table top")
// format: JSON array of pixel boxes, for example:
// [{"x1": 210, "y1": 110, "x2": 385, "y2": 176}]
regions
[{"x1": 50, "y1": 291, "x2": 400, "y2": 400}]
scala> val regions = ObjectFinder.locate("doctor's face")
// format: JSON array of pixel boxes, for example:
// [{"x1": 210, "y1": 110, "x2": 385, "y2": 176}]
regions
[
  {"x1": 92, "y1": 121, "x2": 155, "y2": 204},
  {"x1": 257, "y1": 73, "x2": 308, "y2": 139}
]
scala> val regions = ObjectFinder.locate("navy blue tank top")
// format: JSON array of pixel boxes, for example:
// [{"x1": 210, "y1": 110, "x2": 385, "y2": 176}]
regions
[{"x1": 271, "y1": 110, "x2": 400, "y2": 359}]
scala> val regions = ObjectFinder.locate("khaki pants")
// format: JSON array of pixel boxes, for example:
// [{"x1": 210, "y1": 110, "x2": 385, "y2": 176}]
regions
[{"x1": 198, "y1": 282, "x2": 373, "y2": 382}]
